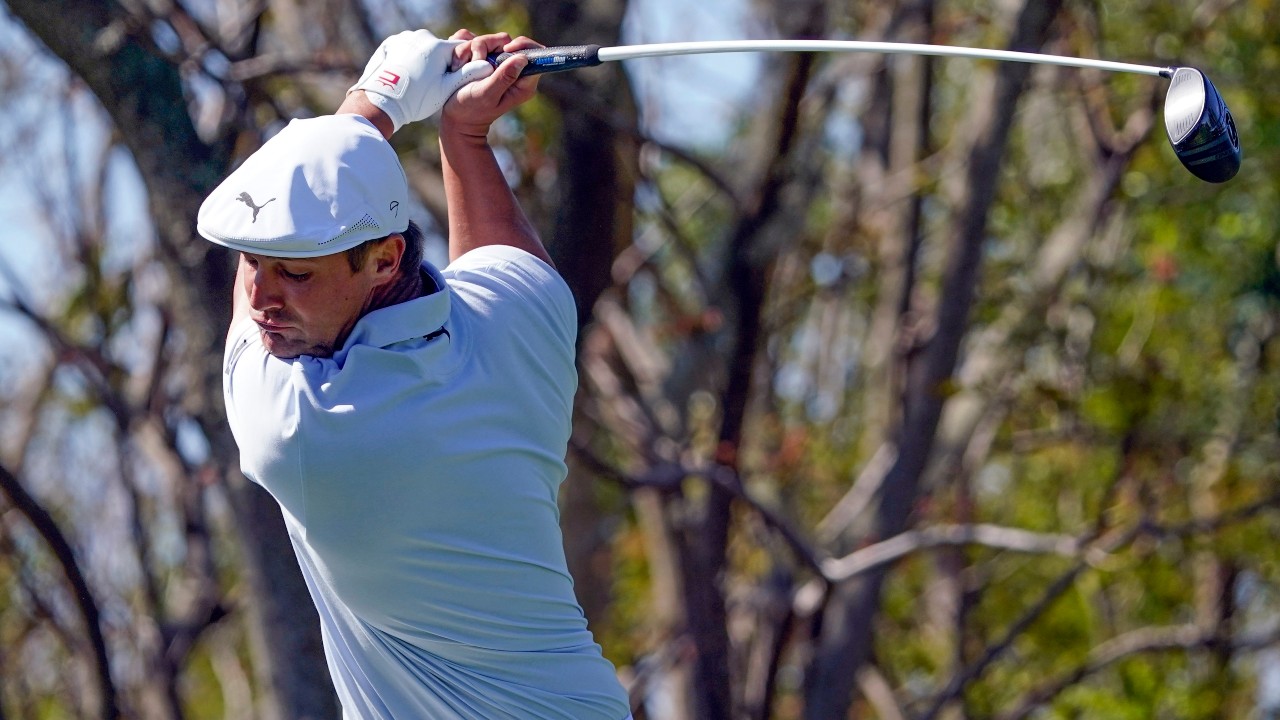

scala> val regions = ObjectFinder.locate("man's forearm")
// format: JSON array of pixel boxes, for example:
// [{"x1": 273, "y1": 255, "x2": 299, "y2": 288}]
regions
[{"x1": 439, "y1": 122, "x2": 549, "y2": 265}]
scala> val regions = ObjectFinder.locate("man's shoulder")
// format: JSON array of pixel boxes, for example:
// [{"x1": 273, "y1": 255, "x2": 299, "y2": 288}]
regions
[
  {"x1": 444, "y1": 246, "x2": 577, "y2": 338},
  {"x1": 445, "y1": 244, "x2": 560, "y2": 279}
]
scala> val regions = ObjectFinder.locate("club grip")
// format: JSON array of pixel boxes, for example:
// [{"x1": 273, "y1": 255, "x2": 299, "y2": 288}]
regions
[{"x1": 486, "y1": 45, "x2": 602, "y2": 76}]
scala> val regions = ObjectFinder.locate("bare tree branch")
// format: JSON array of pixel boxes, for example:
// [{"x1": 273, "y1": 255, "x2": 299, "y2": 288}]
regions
[
  {"x1": 0, "y1": 462, "x2": 118, "y2": 720},
  {"x1": 997, "y1": 624, "x2": 1280, "y2": 720},
  {"x1": 915, "y1": 486, "x2": 1280, "y2": 720},
  {"x1": 857, "y1": 664, "x2": 908, "y2": 720},
  {"x1": 573, "y1": 440, "x2": 1124, "y2": 591},
  {"x1": 536, "y1": 82, "x2": 745, "y2": 213},
  {"x1": 822, "y1": 524, "x2": 1085, "y2": 583},
  {"x1": 0, "y1": 293, "x2": 133, "y2": 430},
  {"x1": 917, "y1": 553, "x2": 1097, "y2": 720},
  {"x1": 227, "y1": 52, "x2": 358, "y2": 82},
  {"x1": 814, "y1": 443, "x2": 897, "y2": 544},
  {"x1": 1147, "y1": 488, "x2": 1280, "y2": 539},
  {"x1": 572, "y1": 439, "x2": 829, "y2": 577}
]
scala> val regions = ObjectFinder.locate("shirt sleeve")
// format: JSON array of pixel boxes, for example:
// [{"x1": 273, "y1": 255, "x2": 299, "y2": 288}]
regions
[
  {"x1": 222, "y1": 318, "x2": 306, "y2": 492},
  {"x1": 223, "y1": 317, "x2": 297, "y2": 401}
]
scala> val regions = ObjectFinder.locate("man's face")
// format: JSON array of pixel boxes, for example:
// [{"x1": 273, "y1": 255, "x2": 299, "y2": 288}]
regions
[{"x1": 239, "y1": 251, "x2": 383, "y2": 359}]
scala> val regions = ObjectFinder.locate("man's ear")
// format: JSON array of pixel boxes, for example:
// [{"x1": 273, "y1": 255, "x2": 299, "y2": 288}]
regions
[{"x1": 369, "y1": 234, "x2": 406, "y2": 284}]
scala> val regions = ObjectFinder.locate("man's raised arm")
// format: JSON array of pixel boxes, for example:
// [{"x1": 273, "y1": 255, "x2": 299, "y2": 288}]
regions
[{"x1": 437, "y1": 33, "x2": 551, "y2": 266}]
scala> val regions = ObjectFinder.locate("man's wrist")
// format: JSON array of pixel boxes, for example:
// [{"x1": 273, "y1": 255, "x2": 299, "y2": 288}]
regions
[
  {"x1": 440, "y1": 116, "x2": 493, "y2": 145},
  {"x1": 336, "y1": 90, "x2": 395, "y2": 140}
]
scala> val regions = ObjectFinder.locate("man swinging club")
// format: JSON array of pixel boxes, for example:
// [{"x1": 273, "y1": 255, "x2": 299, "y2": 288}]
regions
[{"x1": 197, "y1": 28, "x2": 632, "y2": 719}]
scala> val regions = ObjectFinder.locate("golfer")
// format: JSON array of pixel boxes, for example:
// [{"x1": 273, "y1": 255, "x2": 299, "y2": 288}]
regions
[{"x1": 197, "y1": 28, "x2": 631, "y2": 719}]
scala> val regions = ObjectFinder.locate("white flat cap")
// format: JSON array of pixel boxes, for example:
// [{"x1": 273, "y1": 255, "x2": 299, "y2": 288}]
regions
[{"x1": 197, "y1": 115, "x2": 409, "y2": 258}]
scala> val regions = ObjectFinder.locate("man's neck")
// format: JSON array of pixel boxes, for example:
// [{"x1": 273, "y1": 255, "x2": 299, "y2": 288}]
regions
[{"x1": 365, "y1": 268, "x2": 427, "y2": 314}]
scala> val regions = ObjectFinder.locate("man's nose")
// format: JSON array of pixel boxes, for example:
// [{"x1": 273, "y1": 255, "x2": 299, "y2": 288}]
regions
[{"x1": 247, "y1": 269, "x2": 284, "y2": 312}]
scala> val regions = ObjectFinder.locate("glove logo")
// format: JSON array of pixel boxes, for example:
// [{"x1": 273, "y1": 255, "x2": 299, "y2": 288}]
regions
[{"x1": 376, "y1": 70, "x2": 402, "y2": 90}]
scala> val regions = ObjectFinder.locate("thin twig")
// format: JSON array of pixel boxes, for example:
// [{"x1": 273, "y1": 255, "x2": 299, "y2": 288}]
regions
[{"x1": 227, "y1": 53, "x2": 358, "y2": 82}]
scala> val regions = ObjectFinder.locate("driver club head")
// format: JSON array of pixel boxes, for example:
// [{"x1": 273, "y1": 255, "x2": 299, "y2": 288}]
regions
[{"x1": 1164, "y1": 67, "x2": 1241, "y2": 183}]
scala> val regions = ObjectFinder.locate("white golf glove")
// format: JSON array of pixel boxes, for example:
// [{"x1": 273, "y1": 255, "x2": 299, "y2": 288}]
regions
[{"x1": 349, "y1": 30, "x2": 494, "y2": 132}]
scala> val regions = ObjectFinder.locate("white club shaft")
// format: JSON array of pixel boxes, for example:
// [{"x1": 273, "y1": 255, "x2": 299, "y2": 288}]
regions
[{"x1": 595, "y1": 40, "x2": 1172, "y2": 78}]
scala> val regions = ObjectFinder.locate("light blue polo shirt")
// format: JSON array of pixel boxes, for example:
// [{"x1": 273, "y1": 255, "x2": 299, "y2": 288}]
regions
[{"x1": 223, "y1": 245, "x2": 629, "y2": 720}]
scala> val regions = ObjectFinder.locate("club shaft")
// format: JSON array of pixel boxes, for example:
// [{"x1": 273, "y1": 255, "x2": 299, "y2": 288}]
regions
[{"x1": 594, "y1": 40, "x2": 1172, "y2": 78}]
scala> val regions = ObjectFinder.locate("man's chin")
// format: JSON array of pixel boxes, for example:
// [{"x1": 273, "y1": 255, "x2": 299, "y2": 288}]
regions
[{"x1": 260, "y1": 329, "x2": 334, "y2": 359}]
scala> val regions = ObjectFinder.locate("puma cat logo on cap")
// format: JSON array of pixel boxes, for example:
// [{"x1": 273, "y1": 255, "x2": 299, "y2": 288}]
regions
[{"x1": 237, "y1": 192, "x2": 276, "y2": 223}]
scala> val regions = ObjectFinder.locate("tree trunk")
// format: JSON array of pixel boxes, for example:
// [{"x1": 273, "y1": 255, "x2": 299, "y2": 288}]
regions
[
  {"x1": 803, "y1": 1, "x2": 1064, "y2": 717},
  {"x1": 3, "y1": 2, "x2": 338, "y2": 718},
  {"x1": 526, "y1": 0, "x2": 638, "y2": 329}
]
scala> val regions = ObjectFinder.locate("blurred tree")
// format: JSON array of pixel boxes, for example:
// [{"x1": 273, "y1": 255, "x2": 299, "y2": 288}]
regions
[{"x1": 2, "y1": 0, "x2": 1279, "y2": 719}]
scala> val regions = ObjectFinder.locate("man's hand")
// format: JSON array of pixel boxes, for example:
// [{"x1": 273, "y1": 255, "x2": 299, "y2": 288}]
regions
[
  {"x1": 348, "y1": 29, "x2": 494, "y2": 133},
  {"x1": 442, "y1": 32, "x2": 543, "y2": 139}
]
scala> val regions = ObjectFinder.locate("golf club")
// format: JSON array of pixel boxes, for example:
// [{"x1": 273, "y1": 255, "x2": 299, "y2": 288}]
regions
[{"x1": 486, "y1": 40, "x2": 1241, "y2": 183}]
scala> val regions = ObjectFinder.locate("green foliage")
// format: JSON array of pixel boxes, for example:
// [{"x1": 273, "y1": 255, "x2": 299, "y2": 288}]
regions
[
  {"x1": 182, "y1": 647, "x2": 226, "y2": 720},
  {"x1": 732, "y1": 0, "x2": 1280, "y2": 715},
  {"x1": 602, "y1": 515, "x2": 652, "y2": 669}
]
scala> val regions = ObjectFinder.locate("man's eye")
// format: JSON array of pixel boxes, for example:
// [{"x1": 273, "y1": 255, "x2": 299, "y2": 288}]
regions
[{"x1": 282, "y1": 270, "x2": 311, "y2": 281}]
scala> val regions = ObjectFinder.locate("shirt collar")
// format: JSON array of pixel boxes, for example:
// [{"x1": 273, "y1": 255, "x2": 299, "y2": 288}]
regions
[{"x1": 337, "y1": 262, "x2": 450, "y2": 353}]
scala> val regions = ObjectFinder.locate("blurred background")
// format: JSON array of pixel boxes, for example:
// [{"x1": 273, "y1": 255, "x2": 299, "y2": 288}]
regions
[{"x1": 1, "y1": 0, "x2": 1278, "y2": 718}]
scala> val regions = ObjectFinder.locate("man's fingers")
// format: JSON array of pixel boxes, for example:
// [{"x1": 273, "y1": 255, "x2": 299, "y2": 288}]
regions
[
  {"x1": 503, "y1": 35, "x2": 544, "y2": 53},
  {"x1": 508, "y1": 68, "x2": 541, "y2": 104},
  {"x1": 498, "y1": 36, "x2": 545, "y2": 77},
  {"x1": 449, "y1": 54, "x2": 534, "y2": 116},
  {"x1": 498, "y1": 54, "x2": 529, "y2": 83},
  {"x1": 512, "y1": 74, "x2": 541, "y2": 95},
  {"x1": 466, "y1": 32, "x2": 513, "y2": 63},
  {"x1": 465, "y1": 53, "x2": 527, "y2": 97},
  {"x1": 492, "y1": 57, "x2": 539, "y2": 115},
  {"x1": 449, "y1": 29, "x2": 476, "y2": 68},
  {"x1": 446, "y1": 30, "x2": 510, "y2": 73},
  {"x1": 449, "y1": 31, "x2": 537, "y2": 69},
  {"x1": 454, "y1": 60, "x2": 495, "y2": 89}
]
